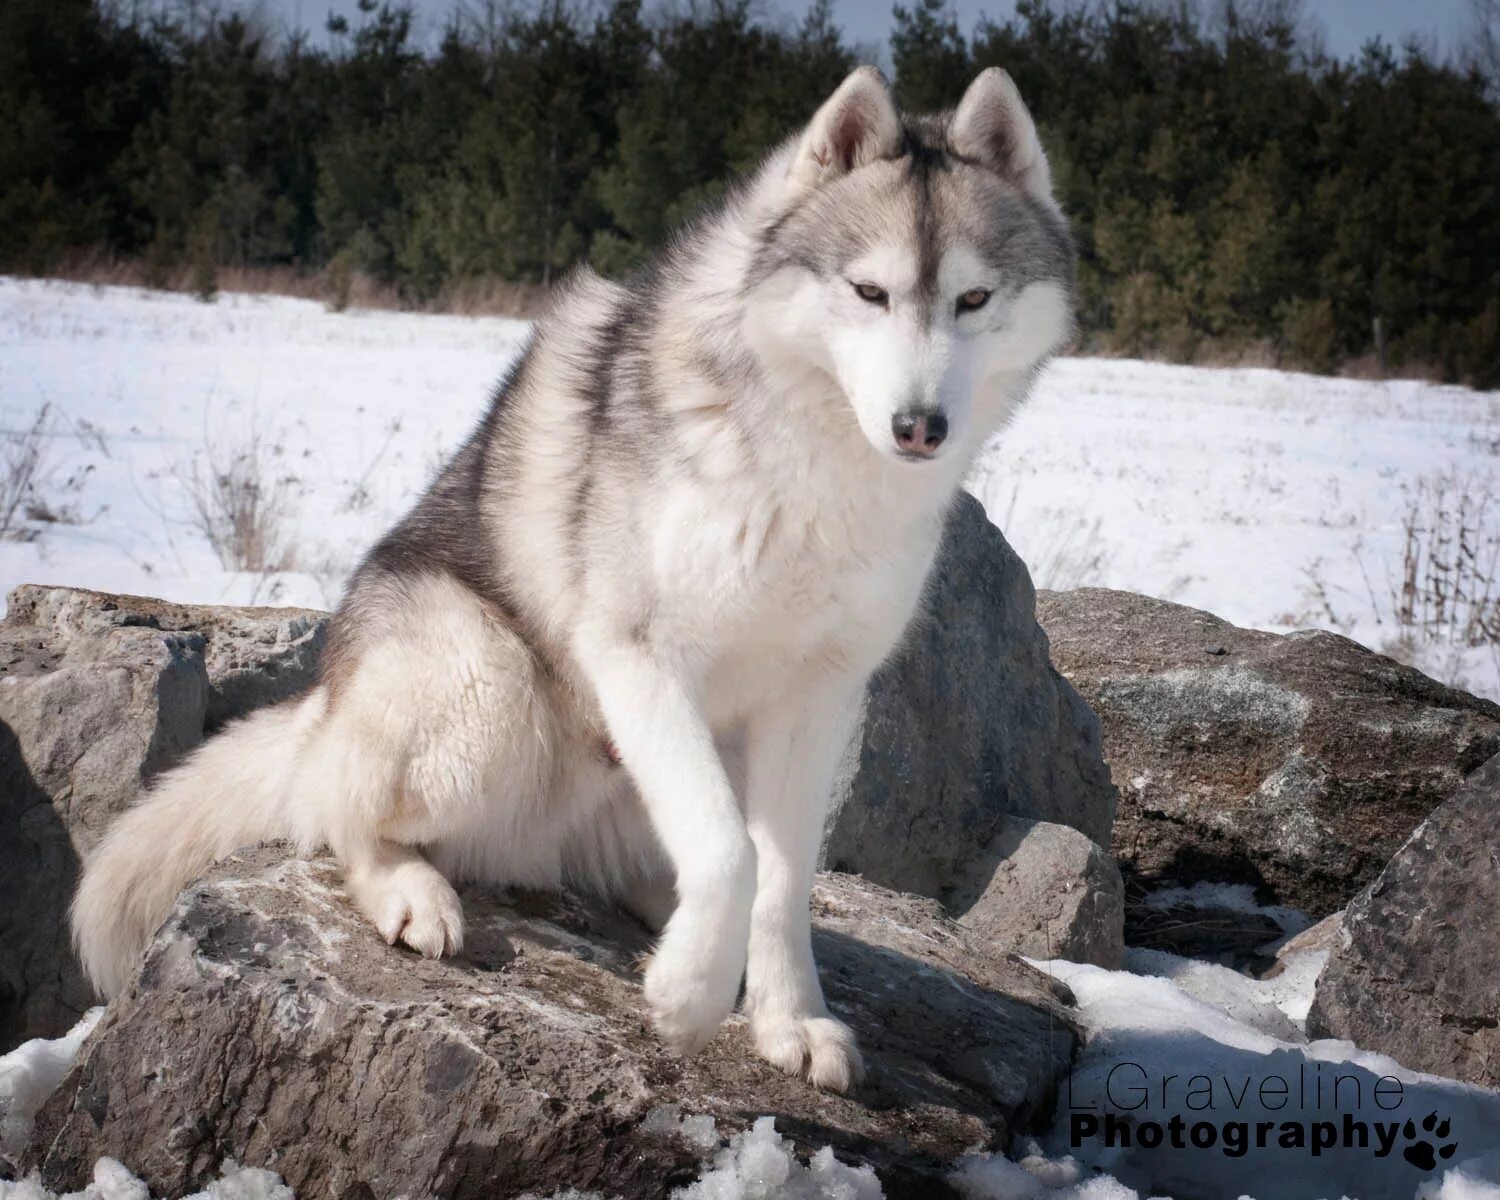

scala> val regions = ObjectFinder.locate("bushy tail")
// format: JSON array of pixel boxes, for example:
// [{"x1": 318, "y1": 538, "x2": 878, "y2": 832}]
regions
[{"x1": 72, "y1": 689, "x2": 325, "y2": 997}]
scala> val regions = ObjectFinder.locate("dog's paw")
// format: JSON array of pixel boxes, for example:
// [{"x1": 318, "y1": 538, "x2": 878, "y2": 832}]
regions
[
  {"x1": 367, "y1": 865, "x2": 465, "y2": 958},
  {"x1": 753, "y1": 1013, "x2": 864, "y2": 1093},
  {"x1": 642, "y1": 933, "x2": 742, "y2": 1055}
]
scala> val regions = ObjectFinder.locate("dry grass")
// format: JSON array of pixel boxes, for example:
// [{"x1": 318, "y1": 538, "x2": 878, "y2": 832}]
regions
[
  {"x1": 0, "y1": 404, "x2": 104, "y2": 540},
  {"x1": 25, "y1": 257, "x2": 1482, "y2": 385},
  {"x1": 1072, "y1": 329, "x2": 1466, "y2": 386},
  {"x1": 1388, "y1": 473, "x2": 1500, "y2": 649},
  {"x1": 1339, "y1": 351, "x2": 1450, "y2": 384},
  {"x1": 178, "y1": 429, "x2": 300, "y2": 574},
  {"x1": 0, "y1": 405, "x2": 54, "y2": 541},
  {"x1": 41, "y1": 253, "x2": 550, "y2": 319},
  {"x1": 1303, "y1": 470, "x2": 1500, "y2": 693},
  {"x1": 991, "y1": 478, "x2": 1115, "y2": 591}
]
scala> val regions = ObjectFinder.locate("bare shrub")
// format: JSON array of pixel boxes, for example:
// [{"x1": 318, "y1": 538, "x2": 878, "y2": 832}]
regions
[
  {"x1": 340, "y1": 417, "x2": 404, "y2": 513},
  {"x1": 1388, "y1": 473, "x2": 1500, "y2": 649},
  {"x1": 0, "y1": 405, "x2": 54, "y2": 540},
  {"x1": 179, "y1": 429, "x2": 300, "y2": 573}
]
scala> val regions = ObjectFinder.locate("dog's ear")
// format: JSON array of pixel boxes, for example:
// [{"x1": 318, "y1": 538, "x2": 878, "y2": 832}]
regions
[
  {"x1": 948, "y1": 67, "x2": 1052, "y2": 200},
  {"x1": 788, "y1": 66, "x2": 901, "y2": 193}
]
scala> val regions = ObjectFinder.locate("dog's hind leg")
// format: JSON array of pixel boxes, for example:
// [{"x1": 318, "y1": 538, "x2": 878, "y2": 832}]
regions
[
  {"x1": 300, "y1": 573, "x2": 553, "y2": 958},
  {"x1": 341, "y1": 839, "x2": 465, "y2": 957},
  {"x1": 292, "y1": 695, "x2": 472, "y2": 958}
]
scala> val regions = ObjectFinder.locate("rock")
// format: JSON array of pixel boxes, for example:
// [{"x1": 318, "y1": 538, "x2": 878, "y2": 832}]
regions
[
  {"x1": 824, "y1": 495, "x2": 1118, "y2": 902},
  {"x1": 1307, "y1": 754, "x2": 1500, "y2": 1087},
  {"x1": 27, "y1": 848, "x2": 1078, "y2": 1199},
  {"x1": 5, "y1": 585, "x2": 327, "y2": 731},
  {"x1": 1270, "y1": 909, "x2": 1344, "y2": 961},
  {"x1": 1257, "y1": 910, "x2": 1343, "y2": 980},
  {"x1": 953, "y1": 817, "x2": 1124, "y2": 968},
  {"x1": 0, "y1": 587, "x2": 325, "y2": 1051},
  {"x1": 1035, "y1": 588, "x2": 1500, "y2": 915}
]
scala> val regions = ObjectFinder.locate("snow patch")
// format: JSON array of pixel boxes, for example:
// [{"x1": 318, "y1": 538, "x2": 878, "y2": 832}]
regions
[
  {"x1": 1030, "y1": 953, "x2": 1500, "y2": 1200},
  {"x1": 950, "y1": 1141, "x2": 1155, "y2": 1199},
  {"x1": 0, "y1": 1157, "x2": 293, "y2": 1200},
  {"x1": 640, "y1": 1104, "x2": 721, "y2": 1154},
  {"x1": 0, "y1": 1008, "x2": 103, "y2": 1163},
  {"x1": 670, "y1": 1117, "x2": 882, "y2": 1200}
]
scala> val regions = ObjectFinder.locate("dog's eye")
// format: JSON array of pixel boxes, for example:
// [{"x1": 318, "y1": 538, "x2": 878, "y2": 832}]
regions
[
  {"x1": 852, "y1": 282, "x2": 889, "y2": 307},
  {"x1": 957, "y1": 288, "x2": 991, "y2": 314}
]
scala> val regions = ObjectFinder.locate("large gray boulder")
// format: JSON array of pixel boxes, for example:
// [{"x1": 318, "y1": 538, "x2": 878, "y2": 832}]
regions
[
  {"x1": 0, "y1": 586, "x2": 324, "y2": 1050},
  {"x1": 1036, "y1": 588, "x2": 1500, "y2": 915},
  {"x1": 824, "y1": 495, "x2": 1118, "y2": 898},
  {"x1": 26, "y1": 848, "x2": 1078, "y2": 1199},
  {"x1": 1307, "y1": 754, "x2": 1500, "y2": 1086}
]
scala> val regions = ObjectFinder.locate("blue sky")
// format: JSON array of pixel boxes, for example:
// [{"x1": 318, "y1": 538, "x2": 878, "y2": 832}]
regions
[
  {"x1": 829, "y1": 0, "x2": 1470, "y2": 60},
  {"x1": 252, "y1": 0, "x2": 1474, "y2": 62}
]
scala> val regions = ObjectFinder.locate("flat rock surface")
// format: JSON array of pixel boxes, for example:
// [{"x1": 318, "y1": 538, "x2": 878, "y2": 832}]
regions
[
  {"x1": 1036, "y1": 588, "x2": 1500, "y2": 915},
  {"x1": 27, "y1": 848, "x2": 1078, "y2": 1199},
  {"x1": 1308, "y1": 754, "x2": 1500, "y2": 1087}
]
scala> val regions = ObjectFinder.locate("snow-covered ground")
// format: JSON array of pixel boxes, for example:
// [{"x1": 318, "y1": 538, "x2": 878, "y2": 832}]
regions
[
  {"x1": 970, "y1": 358, "x2": 1500, "y2": 701},
  {"x1": 3, "y1": 277, "x2": 1498, "y2": 697}
]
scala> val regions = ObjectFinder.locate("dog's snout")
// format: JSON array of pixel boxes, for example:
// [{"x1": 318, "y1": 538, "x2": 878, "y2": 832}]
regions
[{"x1": 891, "y1": 410, "x2": 948, "y2": 457}]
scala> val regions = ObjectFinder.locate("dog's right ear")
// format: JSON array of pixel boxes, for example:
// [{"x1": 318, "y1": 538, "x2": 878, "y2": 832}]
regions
[{"x1": 788, "y1": 66, "x2": 901, "y2": 193}]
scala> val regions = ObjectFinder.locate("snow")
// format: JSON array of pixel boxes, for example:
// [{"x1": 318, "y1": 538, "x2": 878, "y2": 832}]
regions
[
  {"x1": 968, "y1": 357, "x2": 1500, "y2": 700},
  {"x1": 4, "y1": 277, "x2": 1497, "y2": 697},
  {"x1": 0, "y1": 1159, "x2": 294, "y2": 1200},
  {"x1": 950, "y1": 1143, "x2": 1153, "y2": 1199},
  {"x1": 0, "y1": 1009, "x2": 103, "y2": 1163},
  {"x1": 1026, "y1": 950, "x2": 1500, "y2": 1200},
  {"x1": 668, "y1": 1117, "x2": 883, "y2": 1200},
  {"x1": 0, "y1": 277, "x2": 526, "y2": 611}
]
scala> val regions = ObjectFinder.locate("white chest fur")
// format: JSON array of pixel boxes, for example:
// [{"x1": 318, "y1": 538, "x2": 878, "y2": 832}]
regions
[{"x1": 642, "y1": 451, "x2": 948, "y2": 722}]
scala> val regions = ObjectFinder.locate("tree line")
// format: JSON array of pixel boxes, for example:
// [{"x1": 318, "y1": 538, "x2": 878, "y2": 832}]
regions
[{"x1": 3, "y1": 0, "x2": 1498, "y2": 383}]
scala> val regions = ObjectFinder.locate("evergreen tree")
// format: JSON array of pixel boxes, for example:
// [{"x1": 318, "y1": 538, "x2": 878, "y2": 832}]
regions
[{"x1": 0, "y1": 0, "x2": 1494, "y2": 382}]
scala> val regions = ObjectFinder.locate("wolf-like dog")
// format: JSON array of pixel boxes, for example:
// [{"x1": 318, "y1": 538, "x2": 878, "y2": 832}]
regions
[{"x1": 72, "y1": 65, "x2": 1073, "y2": 1091}]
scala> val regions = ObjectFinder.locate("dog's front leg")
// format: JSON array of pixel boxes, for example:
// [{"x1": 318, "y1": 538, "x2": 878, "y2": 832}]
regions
[
  {"x1": 577, "y1": 637, "x2": 755, "y2": 1054},
  {"x1": 743, "y1": 679, "x2": 866, "y2": 1092}
]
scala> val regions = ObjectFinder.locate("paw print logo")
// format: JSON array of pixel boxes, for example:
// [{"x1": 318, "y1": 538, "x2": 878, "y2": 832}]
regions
[{"x1": 1400, "y1": 1112, "x2": 1458, "y2": 1171}]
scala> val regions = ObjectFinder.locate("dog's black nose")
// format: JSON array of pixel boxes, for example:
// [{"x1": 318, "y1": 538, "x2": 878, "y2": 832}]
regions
[{"x1": 892, "y1": 410, "x2": 947, "y2": 456}]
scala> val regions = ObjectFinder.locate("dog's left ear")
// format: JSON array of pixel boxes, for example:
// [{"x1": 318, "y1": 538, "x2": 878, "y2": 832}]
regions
[
  {"x1": 789, "y1": 66, "x2": 902, "y2": 193},
  {"x1": 949, "y1": 68, "x2": 1052, "y2": 200}
]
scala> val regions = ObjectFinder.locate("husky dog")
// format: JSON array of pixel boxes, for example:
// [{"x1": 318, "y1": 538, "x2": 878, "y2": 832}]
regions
[{"x1": 72, "y1": 66, "x2": 1073, "y2": 1091}]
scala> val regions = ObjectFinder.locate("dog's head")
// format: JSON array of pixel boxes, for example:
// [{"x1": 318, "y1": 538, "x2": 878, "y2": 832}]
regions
[{"x1": 743, "y1": 67, "x2": 1074, "y2": 465}]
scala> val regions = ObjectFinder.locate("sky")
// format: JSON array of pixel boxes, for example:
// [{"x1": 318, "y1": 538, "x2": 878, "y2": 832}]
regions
[{"x1": 246, "y1": 0, "x2": 1475, "y2": 62}]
